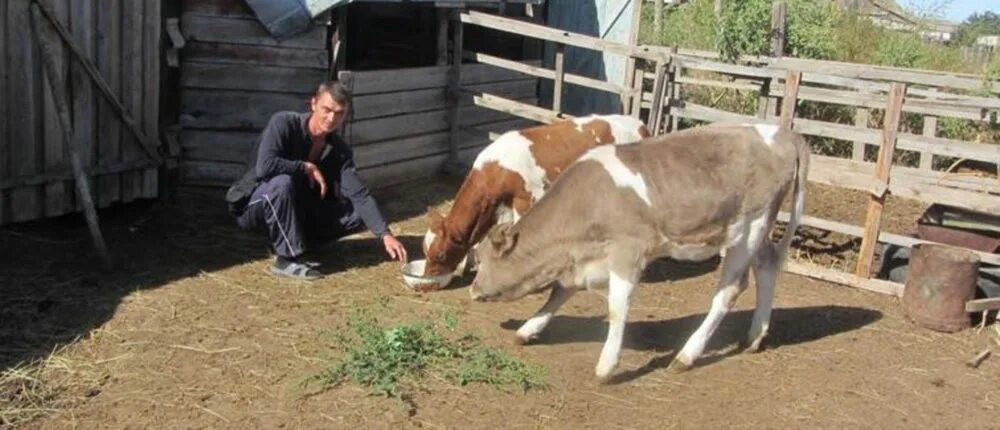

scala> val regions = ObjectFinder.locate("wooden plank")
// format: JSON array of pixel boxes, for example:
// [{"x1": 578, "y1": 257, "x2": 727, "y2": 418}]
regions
[
  {"x1": 465, "y1": 51, "x2": 623, "y2": 94},
  {"x1": 142, "y1": 0, "x2": 161, "y2": 198},
  {"x1": 552, "y1": 43, "x2": 565, "y2": 113},
  {"x1": 8, "y1": 0, "x2": 41, "y2": 222},
  {"x1": 70, "y1": 0, "x2": 96, "y2": 209},
  {"x1": 769, "y1": 84, "x2": 986, "y2": 121},
  {"x1": 776, "y1": 212, "x2": 1000, "y2": 266},
  {"x1": 853, "y1": 107, "x2": 869, "y2": 161},
  {"x1": 779, "y1": 71, "x2": 800, "y2": 130},
  {"x1": 0, "y1": 0, "x2": 6, "y2": 224},
  {"x1": 770, "y1": 1, "x2": 787, "y2": 57},
  {"x1": 966, "y1": 298, "x2": 1000, "y2": 313},
  {"x1": 768, "y1": 57, "x2": 1000, "y2": 94},
  {"x1": 856, "y1": 83, "x2": 906, "y2": 278},
  {"x1": 0, "y1": 158, "x2": 164, "y2": 190},
  {"x1": 459, "y1": 11, "x2": 671, "y2": 62},
  {"x1": 41, "y1": 0, "x2": 69, "y2": 216},
  {"x1": 350, "y1": 100, "x2": 536, "y2": 146},
  {"x1": 786, "y1": 261, "x2": 904, "y2": 297},
  {"x1": 470, "y1": 91, "x2": 564, "y2": 124},
  {"x1": 179, "y1": 130, "x2": 258, "y2": 164},
  {"x1": 679, "y1": 76, "x2": 761, "y2": 92},
  {"x1": 649, "y1": 60, "x2": 667, "y2": 134},
  {"x1": 181, "y1": 13, "x2": 327, "y2": 49},
  {"x1": 920, "y1": 115, "x2": 937, "y2": 170},
  {"x1": 446, "y1": 9, "x2": 464, "y2": 168},
  {"x1": 349, "y1": 61, "x2": 538, "y2": 95},
  {"x1": 358, "y1": 144, "x2": 487, "y2": 190},
  {"x1": 183, "y1": 42, "x2": 328, "y2": 69},
  {"x1": 180, "y1": 62, "x2": 328, "y2": 94},
  {"x1": 120, "y1": 0, "x2": 143, "y2": 203},
  {"x1": 180, "y1": 90, "x2": 307, "y2": 130},
  {"x1": 96, "y1": 0, "x2": 122, "y2": 208},
  {"x1": 179, "y1": 160, "x2": 246, "y2": 185},
  {"x1": 355, "y1": 80, "x2": 537, "y2": 121},
  {"x1": 675, "y1": 56, "x2": 775, "y2": 80},
  {"x1": 630, "y1": 68, "x2": 644, "y2": 118}
]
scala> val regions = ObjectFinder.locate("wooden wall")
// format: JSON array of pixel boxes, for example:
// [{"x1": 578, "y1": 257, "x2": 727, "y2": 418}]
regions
[
  {"x1": 0, "y1": 0, "x2": 162, "y2": 226},
  {"x1": 177, "y1": 0, "x2": 329, "y2": 185},
  {"x1": 178, "y1": 0, "x2": 539, "y2": 189}
]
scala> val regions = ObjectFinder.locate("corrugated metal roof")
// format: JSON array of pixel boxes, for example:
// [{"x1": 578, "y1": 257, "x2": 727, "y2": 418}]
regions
[{"x1": 305, "y1": 0, "x2": 545, "y2": 17}]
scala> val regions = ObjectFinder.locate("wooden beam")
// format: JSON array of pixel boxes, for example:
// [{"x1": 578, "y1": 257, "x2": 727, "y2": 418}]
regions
[
  {"x1": 31, "y1": 2, "x2": 112, "y2": 271},
  {"x1": 465, "y1": 50, "x2": 624, "y2": 94},
  {"x1": 630, "y1": 68, "x2": 644, "y2": 118},
  {"x1": 853, "y1": 107, "x2": 869, "y2": 161},
  {"x1": 553, "y1": 43, "x2": 565, "y2": 113},
  {"x1": 966, "y1": 298, "x2": 1000, "y2": 313},
  {"x1": 649, "y1": 60, "x2": 668, "y2": 134},
  {"x1": 856, "y1": 83, "x2": 907, "y2": 279},
  {"x1": 445, "y1": 9, "x2": 465, "y2": 173},
  {"x1": 786, "y1": 261, "x2": 904, "y2": 297},
  {"x1": 770, "y1": 2, "x2": 787, "y2": 57},
  {"x1": 469, "y1": 91, "x2": 566, "y2": 124},
  {"x1": 920, "y1": 115, "x2": 937, "y2": 170},
  {"x1": 459, "y1": 11, "x2": 671, "y2": 62},
  {"x1": 779, "y1": 70, "x2": 800, "y2": 129}
]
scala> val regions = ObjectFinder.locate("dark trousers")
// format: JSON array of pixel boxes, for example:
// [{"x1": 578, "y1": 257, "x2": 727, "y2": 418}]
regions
[{"x1": 236, "y1": 174, "x2": 363, "y2": 258}]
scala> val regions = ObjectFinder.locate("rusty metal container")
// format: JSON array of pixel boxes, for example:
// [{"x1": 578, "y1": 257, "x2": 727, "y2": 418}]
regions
[{"x1": 902, "y1": 243, "x2": 980, "y2": 332}]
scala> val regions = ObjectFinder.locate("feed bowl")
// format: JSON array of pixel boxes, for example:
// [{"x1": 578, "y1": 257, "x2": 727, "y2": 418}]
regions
[{"x1": 400, "y1": 259, "x2": 454, "y2": 290}]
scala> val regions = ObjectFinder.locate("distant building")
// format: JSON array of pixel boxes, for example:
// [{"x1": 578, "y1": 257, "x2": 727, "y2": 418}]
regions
[
  {"x1": 840, "y1": 0, "x2": 959, "y2": 43},
  {"x1": 977, "y1": 35, "x2": 1000, "y2": 48}
]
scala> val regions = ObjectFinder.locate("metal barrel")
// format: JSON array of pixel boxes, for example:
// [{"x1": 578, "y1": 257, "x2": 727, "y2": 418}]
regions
[{"x1": 902, "y1": 243, "x2": 980, "y2": 332}]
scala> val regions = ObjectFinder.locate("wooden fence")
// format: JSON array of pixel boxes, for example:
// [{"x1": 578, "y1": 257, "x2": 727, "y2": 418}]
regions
[
  {"x1": 450, "y1": 10, "x2": 1000, "y2": 304},
  {"x1": 0, "y1": 0, "x2": 163, "y2": 226}
]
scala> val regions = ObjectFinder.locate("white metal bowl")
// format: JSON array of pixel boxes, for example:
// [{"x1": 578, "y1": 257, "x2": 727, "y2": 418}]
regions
[{"x1": 400, "y1": 259, "x2": 454, "y2": 290}]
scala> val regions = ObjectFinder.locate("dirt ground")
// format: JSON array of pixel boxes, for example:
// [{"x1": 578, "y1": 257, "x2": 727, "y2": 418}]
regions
[{"x1": 2, "y1": 177, "x2": 998, "y2": 429}]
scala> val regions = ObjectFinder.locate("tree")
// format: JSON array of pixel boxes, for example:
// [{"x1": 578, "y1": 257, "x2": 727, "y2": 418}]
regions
[{"x1": 955, "y1": 11, "x2": 1000, "y2": 46}]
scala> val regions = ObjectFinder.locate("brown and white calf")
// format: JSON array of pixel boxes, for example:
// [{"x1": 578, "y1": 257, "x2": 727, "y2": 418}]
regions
[
  {"x1": 419, "y1": 114, "x2": 649, "y2": 291},
  {"x1": 468, "y1": 122, "x2": 810, "y2": 380}
]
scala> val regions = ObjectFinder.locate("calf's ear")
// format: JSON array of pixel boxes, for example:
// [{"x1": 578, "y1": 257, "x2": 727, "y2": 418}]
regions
[{"x1": 489, "y1": 223, "x2": 519, "y2": 257}]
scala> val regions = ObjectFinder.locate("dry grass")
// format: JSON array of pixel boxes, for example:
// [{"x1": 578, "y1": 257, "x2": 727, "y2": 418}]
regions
[{"x1": 0, "y1": 344, "x2": 105, "y2": 429}]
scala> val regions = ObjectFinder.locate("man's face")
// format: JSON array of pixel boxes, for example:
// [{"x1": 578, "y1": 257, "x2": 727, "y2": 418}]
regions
[{"x1": 310, "y1": 92, "x2": 347, "y2": 135}]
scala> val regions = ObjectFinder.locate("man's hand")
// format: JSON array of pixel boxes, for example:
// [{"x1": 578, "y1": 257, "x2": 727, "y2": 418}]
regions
[
  {"x1": 382, "y1": 234, "x2": 408, "y2": 263},
  {"x1": 302, "y1": 162, "x2": 327, "y2": 198}
]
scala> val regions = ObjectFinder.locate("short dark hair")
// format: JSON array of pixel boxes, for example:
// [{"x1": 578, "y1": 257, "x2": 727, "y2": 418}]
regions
[{"x1": 315, "y1": 80, "x2": 352, "y2": 106}]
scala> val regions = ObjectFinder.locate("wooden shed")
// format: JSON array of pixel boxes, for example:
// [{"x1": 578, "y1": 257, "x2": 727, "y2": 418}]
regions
[
  {"x1": 0, "y1": 0, "x2": 164, "y2": 226},
  {"x1": 176, "y1": 0, "x2": 548, "y2": 189}
]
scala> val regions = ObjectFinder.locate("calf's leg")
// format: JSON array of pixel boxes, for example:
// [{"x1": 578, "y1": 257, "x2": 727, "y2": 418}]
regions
[
  {"x1": 746, "y1": 242, "x2": 779, "y2": 352},
  {"x1": 595, "y1": 270, "x2": 639, "y2": 381},
  {"x1": 515, "y1": 282, "x2": 575, "y2": 344}
]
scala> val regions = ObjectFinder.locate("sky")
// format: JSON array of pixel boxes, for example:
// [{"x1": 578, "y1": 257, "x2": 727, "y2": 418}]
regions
[{"x1": 940, "y1": 0, "x2": 1000, "y2": 22}]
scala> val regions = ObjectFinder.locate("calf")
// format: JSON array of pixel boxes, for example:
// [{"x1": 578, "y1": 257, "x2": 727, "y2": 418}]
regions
[
  {"x1": 469, "y1": 123, "x2": 809, "y2": 380},
  {"x1": 419, "y1": 114, "x2": 649, "y2": 291}
]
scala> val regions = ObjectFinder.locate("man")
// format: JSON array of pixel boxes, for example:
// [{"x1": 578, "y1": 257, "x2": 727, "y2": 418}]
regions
[{"x1": 225, "y1": 80, "x2": 408, "y2": 280}]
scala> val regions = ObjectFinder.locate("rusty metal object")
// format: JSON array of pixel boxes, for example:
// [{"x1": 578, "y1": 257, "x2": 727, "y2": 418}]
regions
[{"x1": 903, "y1": 244, "x2": 980, "y2": 332}]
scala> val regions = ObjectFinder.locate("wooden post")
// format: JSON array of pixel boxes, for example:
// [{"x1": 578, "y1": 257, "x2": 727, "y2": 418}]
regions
[
  {"x1": 669, "y1": 62, "x2": 682, "y2": 132},
  {"x1": 31, "y1": 2, "x2": 112, "y2": 271},
  {"x1": 853, "y1": 107, "x2": 870, "y2": 161},
  {"x1": 771, "y1": 1, "x2": 787, "y2": 58},
  {"x1": 630, "y1": 67, "x2": 645, "y2": 119},
  {"x1": 855, "y1": 83, "x2": 907, "y2": 279},
  {"x1": 622, "y1": 0, "x2": 642, "y2": 113},
  {"x1": 655, "y1": 0, "x2": 664, "y2": 42},
  {"x1": 921, "y1": 115, "x2": 938, "y2": 170},
  {"x1": 436, "y1": 7, "x2": 449, "y2": 66},
  {"x1": 445, "y1": 9, "x2": 464, "y2": 172},
  {"x1": 757, "y1": 78, "x2": 772, "y2": 119},
  {"x1": 779, "y1": 71, "x2": 801, "y2": 130},
  {"x1": 649, "y1": 59, "x2": 668, "y2": 134},
  {"x1": 553, "y1": 43, "x2": 565, "y2": 114}
]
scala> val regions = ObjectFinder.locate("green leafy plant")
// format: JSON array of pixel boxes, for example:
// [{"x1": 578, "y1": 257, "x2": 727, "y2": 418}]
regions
[{"x1": 302, "y1": 305, "x2": 547, "y2": 402}]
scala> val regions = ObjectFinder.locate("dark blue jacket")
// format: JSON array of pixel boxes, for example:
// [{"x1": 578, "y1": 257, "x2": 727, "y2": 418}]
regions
[{"x1": 226, "y1": 111, "x2": 391, "y2": 238}]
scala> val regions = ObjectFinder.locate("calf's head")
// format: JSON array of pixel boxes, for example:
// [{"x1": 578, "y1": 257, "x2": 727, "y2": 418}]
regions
[
  {"x1": 469, "y1": 222, "x2": 558, "y2": 302},
  {"x1": 421, "y1": 209, "x2": 469, "y2": 281}
]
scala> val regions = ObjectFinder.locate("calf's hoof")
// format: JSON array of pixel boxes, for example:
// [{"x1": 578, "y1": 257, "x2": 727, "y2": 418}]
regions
[
  {"x1": 666, "y1": 356, "x2": 692, "y2": 373},
  {"x1": 743, "y1": 336, "x2": 766, "y2": 353},
  {"x1": 513, "y1": 333, "x2": 537, "y2": 345}
]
